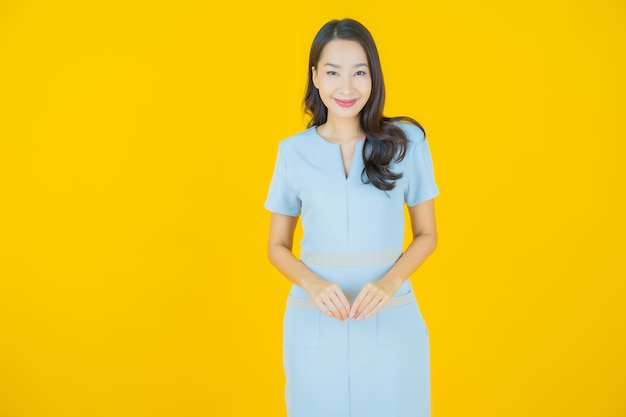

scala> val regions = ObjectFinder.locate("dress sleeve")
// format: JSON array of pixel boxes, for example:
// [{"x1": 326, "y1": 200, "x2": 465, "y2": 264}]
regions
[
  {"x1": 404, "y1": 131, "x2": 440, "y2": 207},
  {"x1": 264, "y1": 144, "x2": 302, "y2": 216}
]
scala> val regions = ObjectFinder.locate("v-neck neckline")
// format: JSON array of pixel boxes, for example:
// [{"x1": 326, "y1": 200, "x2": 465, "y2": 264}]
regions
[{"x1": 312, "y1": 127, "x2": 364, "y2": 180}]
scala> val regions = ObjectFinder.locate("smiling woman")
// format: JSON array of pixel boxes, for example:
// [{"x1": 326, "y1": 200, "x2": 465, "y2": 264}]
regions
[
  {"x1": 312, "y1": 39, "x2": 372, "y2": 120},
  {"x1": 265, "y1": 18, "x2": 439, "y2": 417}
]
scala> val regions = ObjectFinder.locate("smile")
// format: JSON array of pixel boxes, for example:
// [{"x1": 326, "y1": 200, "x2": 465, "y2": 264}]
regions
[{"x1": 334, "y1": 98, "x2": 358, "y2": 108}]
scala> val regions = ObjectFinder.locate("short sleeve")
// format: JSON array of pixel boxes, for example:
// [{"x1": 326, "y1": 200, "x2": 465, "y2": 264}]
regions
[
  {"x1": 404, "y1": 134, "x2": 440, "y2": 206},
  {"x1": 264, "y1": 144, "x2": 302, "y2": 216}
]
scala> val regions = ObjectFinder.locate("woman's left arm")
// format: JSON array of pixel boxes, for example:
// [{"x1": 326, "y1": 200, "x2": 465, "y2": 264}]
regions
[{"x1": 350, "y1": 198, "x2": 438, "y2": 320}]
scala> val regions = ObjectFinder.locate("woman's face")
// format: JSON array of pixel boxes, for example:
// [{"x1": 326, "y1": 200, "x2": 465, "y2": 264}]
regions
[{"x1": 312, "y1": 39, "x2": 372, "y2": 123}]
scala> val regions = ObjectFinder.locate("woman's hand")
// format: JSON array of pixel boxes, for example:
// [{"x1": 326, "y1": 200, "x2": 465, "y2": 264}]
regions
[
  {"x1": 350, "y1": 277, "x2": 402, "y2": 320},
  {"x1": 350, "y1": 200, "x2": 438, "y2": 320},
  {"x1": 301, "y1": 276, "x2": 351, "y2": 321},
  {"x1": 269, "y1": 213, "x2": 349, "y2": 321}
]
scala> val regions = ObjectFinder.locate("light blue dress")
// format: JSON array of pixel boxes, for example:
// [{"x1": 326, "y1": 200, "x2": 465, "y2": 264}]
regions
[{"x1": 265, "y1": 122, "x2": 439, "y2": 417}]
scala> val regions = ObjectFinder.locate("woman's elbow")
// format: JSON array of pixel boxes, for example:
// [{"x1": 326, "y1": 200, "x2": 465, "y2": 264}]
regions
[
  {"x1": 414, "y1": 231, "x2": 438, "y2": 253},
  {"x1": 267, "y1": 241, "x2": 289, "y2": 266},
  {"x1": 267, "y1": 243, "x2": 278, "y2": 266},
  {"x1": 430, "y1": 233, "x2": 438, "y2": 253}
]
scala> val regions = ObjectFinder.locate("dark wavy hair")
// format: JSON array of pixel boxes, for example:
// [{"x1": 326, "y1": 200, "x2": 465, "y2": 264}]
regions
[{"x1": 304, "y1": 18, "x2": 426, "y2": 191}]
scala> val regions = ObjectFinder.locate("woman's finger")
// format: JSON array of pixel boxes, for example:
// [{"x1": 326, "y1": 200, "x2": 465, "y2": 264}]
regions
[
  {"x1": 363, "y1": 300, "x2": 387, "y2": 319},
  {"x1": 324, "y1": 284, "x2": 349, "y2": 321},
  {"x1": 318, "y1": 299, "x2": 334, "y2": 317},
  {"x1": 319, "y1": 294, "x2": 345, "y2": 320},
  {"x1": 335, "y1": 288, "x2": 351, "y2": 311},
  {"x1": 349, "y1": 288, "x2": 370, "y2": 318},
  {"x1": 353, "y1": 291, "x2": 377, "y2": 319},
  {"x1": 354, "y1": 297, "x2": 376, "y2": 320},
  {"x1": 331, "y1": 290, "x2": 350, "y2": 320},
  {"x1": 323, "y1": 294, "x2": 346, "y2": 321},
  {"x1": 357, "y1": 297, "x2": 383, "y2": 320},
  {"x1": 349, "y1": 293, "x2": 365, "y2": 318},
  {"x1": 310, "y1": 282, "x2": 351, "y2": 321}
]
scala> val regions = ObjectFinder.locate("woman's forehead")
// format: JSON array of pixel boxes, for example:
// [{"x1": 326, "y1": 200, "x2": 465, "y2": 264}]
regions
[{"x1": 318, "y1": 39, "x2": 368, "y2": 65}]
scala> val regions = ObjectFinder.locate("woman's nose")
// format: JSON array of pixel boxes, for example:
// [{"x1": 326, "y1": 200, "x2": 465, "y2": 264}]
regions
[{"x1": 339, "y1": 76, "x2": 352, "y2": 94}]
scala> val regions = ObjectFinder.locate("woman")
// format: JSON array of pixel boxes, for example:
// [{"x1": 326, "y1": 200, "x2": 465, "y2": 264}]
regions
[{"x1": 265, "y1": 18, "x2": 439, "y2": 417}]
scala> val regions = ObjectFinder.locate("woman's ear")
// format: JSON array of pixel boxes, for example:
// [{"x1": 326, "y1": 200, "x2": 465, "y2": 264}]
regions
[{"x1": 311, "y1": 66, "x2": 319, "y2": 89}]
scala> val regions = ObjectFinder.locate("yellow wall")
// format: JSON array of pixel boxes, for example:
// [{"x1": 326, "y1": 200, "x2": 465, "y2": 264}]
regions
[{"x1": 1, "y1": 1, "x2": 624, "y2": 416}]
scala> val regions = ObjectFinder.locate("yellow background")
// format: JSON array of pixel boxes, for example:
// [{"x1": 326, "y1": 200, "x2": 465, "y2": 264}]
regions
[{"x1": 1, "y1": 0, "x2": 625, "y2": 416}]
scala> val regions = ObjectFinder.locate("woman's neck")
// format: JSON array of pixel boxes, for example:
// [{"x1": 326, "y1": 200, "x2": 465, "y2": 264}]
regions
[{"x1": 318, "y1": 116, "x2": 365, "y2": 144}]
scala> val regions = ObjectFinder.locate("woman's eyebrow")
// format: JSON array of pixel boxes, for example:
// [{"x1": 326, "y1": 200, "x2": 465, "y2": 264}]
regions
[{"x1": 323, "y1": 62, "x2": 369, "y2": 68}]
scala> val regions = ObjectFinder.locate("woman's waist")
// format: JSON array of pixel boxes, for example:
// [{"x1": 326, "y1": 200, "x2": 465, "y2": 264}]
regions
[
  {"x1": 299, "y1": 247, "x2": 402, "y2": 268},
  {"x1": 294, "y1": 247, "x2": 407, "y2": 302}
]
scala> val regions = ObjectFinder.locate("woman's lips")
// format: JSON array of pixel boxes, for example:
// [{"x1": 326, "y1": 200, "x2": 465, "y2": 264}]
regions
[{"x1": 334, "y1": 98, "x2": 358, "y2": 108}]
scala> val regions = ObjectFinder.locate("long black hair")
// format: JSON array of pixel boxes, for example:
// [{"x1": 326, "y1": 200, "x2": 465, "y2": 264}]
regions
[{"x1": 304, "y1": 18, "x2": 426, "y2": 191}]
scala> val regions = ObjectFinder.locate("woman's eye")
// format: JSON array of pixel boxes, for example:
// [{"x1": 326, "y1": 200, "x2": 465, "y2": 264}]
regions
[
  {"x1": 326, "y1": 71, "x2": 338, "y2": 76},
  {"x1": 355, "y1": 70, "x2": 367, "y2": 76}
]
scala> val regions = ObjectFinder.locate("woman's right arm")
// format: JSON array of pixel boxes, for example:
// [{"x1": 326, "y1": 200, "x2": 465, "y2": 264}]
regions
[{"x1": 268, "y1": 212, "x2": 350, "y2": 321}]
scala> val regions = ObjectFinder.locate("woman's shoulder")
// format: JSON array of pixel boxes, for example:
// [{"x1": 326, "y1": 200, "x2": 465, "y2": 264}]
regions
[
  {"x1": 393, "y1": 120, "x2": 426, "y2": 145},
  {"x1": 386, "y1": 120, "x2": 427, "y2": 164},
  {"x1": 277, "y1": 126, "x2": 318, "y2": 153}
]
